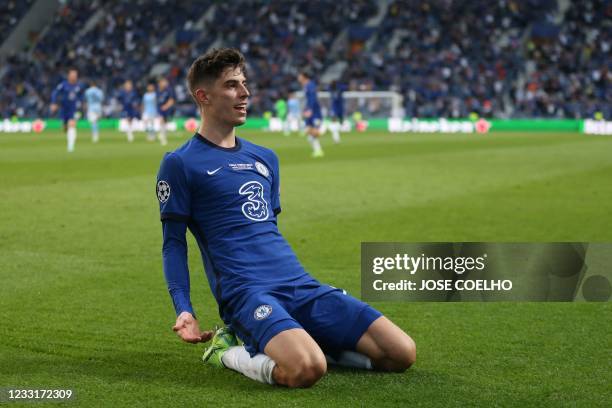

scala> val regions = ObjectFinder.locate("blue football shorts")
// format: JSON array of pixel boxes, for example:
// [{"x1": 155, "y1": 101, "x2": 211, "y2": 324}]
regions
[
  {"x1": 159, "y1": 109, "x2": 173, "y2": 120},
  {"x1": 61, "y1": 107, "x2": 76, "y2": 124},
  {"x1": 225, "y1": 279, "x2": 382, "y2": 357},
  {"x1": 304, "y1": 115, "x2": 322, "y2": 128},
  {"x1": 122, "y1": 108, "x2": 139, "y2": 119},
  {"x1": 331, "y1": 108, "x2": 344, "y2": 122}
]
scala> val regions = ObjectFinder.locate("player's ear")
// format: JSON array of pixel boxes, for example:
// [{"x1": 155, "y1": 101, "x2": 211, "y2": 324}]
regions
[{"x1": 195, "y1": 88, "x2": 210, "y2": 105}]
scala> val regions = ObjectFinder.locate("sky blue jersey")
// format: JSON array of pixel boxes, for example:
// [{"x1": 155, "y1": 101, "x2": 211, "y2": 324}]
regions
[
  {"x1": 288, "y1": 98, "x2": 300, "y2": 116},
  {"x1": 85, "y1": 86, "x2": 104, "y2": 114},
  {"x1": 142, "y1": 91, "x2": 157, "y2": 116}
]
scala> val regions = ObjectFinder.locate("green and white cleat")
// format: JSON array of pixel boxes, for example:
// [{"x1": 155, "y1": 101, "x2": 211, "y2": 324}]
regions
[
  {"x1": 312, "y1": 150, "x2": 325, "y2": 158},
  {"x1": 202, "y1": 327, "x2": 239, "y2": 368}
]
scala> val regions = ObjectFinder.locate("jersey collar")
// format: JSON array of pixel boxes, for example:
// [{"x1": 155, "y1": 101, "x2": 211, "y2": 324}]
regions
[{"x1": 195, "y1": 133, "x2": 242, "y2": 152}]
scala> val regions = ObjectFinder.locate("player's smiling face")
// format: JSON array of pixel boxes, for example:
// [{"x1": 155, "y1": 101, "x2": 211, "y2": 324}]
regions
[{"x1": 206, "y1": 66, "x2": 250, "y2": 127}]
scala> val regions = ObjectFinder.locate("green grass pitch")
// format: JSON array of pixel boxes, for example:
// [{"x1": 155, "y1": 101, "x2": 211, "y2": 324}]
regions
[{"x1": 1, "y1": 129, "x2": 610, "y2": 406}]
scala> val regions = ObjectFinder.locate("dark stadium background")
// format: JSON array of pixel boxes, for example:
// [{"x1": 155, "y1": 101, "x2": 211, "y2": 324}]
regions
[{"x1": 1, "y1": 0, "x2": 609, "y2": 120}]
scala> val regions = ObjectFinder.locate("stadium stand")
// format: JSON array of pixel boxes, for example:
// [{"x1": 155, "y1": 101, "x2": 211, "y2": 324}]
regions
[
  {"x1": 517, "y1": 0, "x2": 611, "y2": 118},
  {"x1": 0, "y1": 0, "x2": 35, "y2": 43},
  {"x1": 0, "y1": 0, "x2": 609, "y2": 119}
]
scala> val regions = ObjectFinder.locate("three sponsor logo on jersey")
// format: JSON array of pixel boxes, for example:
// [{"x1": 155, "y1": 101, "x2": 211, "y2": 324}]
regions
[
  {"x1": 239, "y1": 181, "x2": 269, "y2": 221},
  {"x1": 158, "y1": 162, "x2": 271, "y2": 221}
]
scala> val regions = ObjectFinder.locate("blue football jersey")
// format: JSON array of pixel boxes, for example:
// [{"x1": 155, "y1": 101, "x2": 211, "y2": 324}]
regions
[
  {"x1": 118, "y1": 89, "x2": 139, "y2": 112},
  {"x1": 157, "y1": 87, "x2": 175, "y2": 113},
  {"x1": 157, "y1": 135, "x2": 314, "y2": 316},
  {"x1": 51, "y1": 80, "x2": 84, "y2": 111},
  {"x1": 331, "y1": 83, "x2": 346, "y2": 116},
  {"x1": 304, "y1": 80, "x2": 322, "y2": 118}
]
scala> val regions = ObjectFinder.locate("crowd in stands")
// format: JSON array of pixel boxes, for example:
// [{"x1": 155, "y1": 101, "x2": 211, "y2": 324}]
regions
[
  {"x1": 346, "y1": 0, "x2": 559, "y2": 118},
  {"x1": 0, "y1": 0, "x2": 34, "y2": 43},
  {"x1": 182, "y1": 0, "x2": 377, "y2": 113},
  {"x1": 1, "y1": 1, "x2": 98, "y2": 119},
  {"x1": 516, "y1": 0, "x2": 611, "y2": 119},
  {"x1": 1, "y1": 0, "x2": 211, "y2": 118},
  {"x1": 0, "y1": 0, "x2": 609, "y2": 120}
]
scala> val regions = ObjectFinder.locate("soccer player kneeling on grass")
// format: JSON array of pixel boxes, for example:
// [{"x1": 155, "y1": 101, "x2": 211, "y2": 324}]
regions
[{"x1": 156, "y1": 48, "x2": 416, "y2": 388}]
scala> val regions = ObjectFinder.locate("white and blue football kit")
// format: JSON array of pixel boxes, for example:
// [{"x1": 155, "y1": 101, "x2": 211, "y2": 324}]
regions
[
  {"x1": 51, "y1": 80, "x2": 84, "y2": 124},
  {"x1": 157, "y1": 134, "x2": 381, "y2": 356}
]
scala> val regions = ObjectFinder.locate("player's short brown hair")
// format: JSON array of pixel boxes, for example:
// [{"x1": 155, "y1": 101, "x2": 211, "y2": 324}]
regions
[{"x1": 187, "y1": 48, "x2": 246, "y2": 102}]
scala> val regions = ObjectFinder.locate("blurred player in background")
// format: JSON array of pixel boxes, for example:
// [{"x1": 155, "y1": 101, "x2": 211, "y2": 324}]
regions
[
  {"x1": 287, "y1": 92, "x2": 301, "y2": 135},
  {"x1": 329, "y1": 81, "x2": 346, "y2": 144},
  {"x1": 50, "y1": 68, "x2": 84, "y2": 153},
  {"x1": 118, "y1": 80, "x2": 140, "y2": 142},
  {"x1": 157, "y1": 77, "x2": 175, "y2": 144},
  {"x1": 298, "y1": 71, "x2": 324, "y2": 158},
  {"x1": 274, "y1": 95, "x2": 289, "y2": 136},
  {"x1": 142, "y1": 81, "x2": 165, "y2": 145},
  {"x1": 85, "y1": 81, "x2": 104, "y2": 143}
]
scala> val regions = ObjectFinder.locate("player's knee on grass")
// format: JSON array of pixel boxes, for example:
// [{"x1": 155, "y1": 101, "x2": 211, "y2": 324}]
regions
[
  {"x1": 378, "y1": 335, "x2": 416, "y2": 372},
  {"x1": 265, "y1": 328, "x2": 327, "y2": 387},
  {"x1": 358, "y1": 317, "x2": 416, "y2": 372},
  {"x1": 268, "y1": 343, "x2": 327, "y2": 387},
  {"x1": 369, "y1": 341, "x2": 415, "y2": 373},
  {"x1": 280, "y1": 351, "x2": 327, "y2": 388},
  {"x1": 387, "y1": 335, "x2": 416, "y2": 372}
]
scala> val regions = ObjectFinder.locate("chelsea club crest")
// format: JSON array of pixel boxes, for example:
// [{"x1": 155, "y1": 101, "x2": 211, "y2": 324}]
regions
[
  {"x1": 254, "y1": 304, "x2": 273, "y2": 320},
  {"x1": 255, "y1": 161, "x2": 269, "y2": 178}
]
